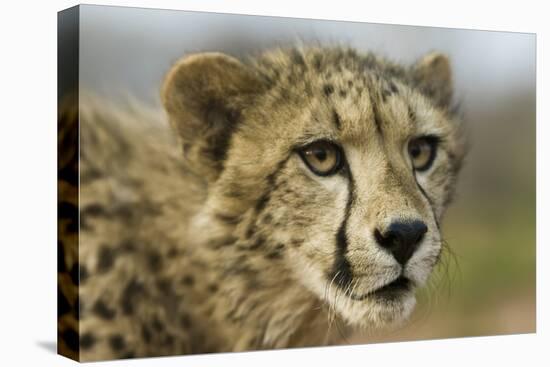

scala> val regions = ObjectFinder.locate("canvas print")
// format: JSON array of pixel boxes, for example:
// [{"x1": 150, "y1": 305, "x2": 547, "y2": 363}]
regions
[{"x1": 57, "y1": 4, "x2": 536, "y2": 362}]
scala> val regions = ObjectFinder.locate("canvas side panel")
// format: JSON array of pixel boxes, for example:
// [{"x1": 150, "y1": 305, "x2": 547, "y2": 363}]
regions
[{"x1": 57, "y1": 5, "x2": 80, "y2": 362}]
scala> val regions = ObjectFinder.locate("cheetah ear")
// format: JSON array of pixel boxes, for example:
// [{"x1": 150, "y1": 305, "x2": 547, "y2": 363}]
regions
[
  {"x1": 161, "y1": 52, "x2": 265, "y2": 182},
  {"x1": 412, "y1": 52, "x2": 453, "y2": 108}
]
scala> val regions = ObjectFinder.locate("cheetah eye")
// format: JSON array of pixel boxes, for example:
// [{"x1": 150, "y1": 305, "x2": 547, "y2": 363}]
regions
[
  {"x1": 298, "y1": 140, "x2": 343, "y2": 176},
  {"x1": 408, "y1": 136, "x2": 439, "y2": 172}
]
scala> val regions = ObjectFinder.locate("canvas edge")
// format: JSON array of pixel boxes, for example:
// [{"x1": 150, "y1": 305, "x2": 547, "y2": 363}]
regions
[{"x1": 57, "y1": 4, "x2": 81, "y2": 362}]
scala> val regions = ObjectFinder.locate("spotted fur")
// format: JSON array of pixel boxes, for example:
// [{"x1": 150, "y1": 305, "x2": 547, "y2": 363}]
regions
[{"x1": 57, "y1": 46, "x2": 466, "y2": 361}]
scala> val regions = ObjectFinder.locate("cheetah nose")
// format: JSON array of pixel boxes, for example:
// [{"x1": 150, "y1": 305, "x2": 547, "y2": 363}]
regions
[{"x1": 374, "y1": 220, "x2": 427, "y2": 265}]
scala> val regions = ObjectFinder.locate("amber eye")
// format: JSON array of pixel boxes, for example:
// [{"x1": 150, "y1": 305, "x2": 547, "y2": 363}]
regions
[
  {"x1": 298, "y1": 140, "x2": 343, "y2": 176},
  {"x1": 408, "y1": 136, "x2": 438, "y2": 171}
]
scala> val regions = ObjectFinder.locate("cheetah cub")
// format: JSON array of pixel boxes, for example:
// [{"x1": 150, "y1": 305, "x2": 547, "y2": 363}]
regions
[{"x1": 58, "y1": 47, "x2": 465, "y2": 361}]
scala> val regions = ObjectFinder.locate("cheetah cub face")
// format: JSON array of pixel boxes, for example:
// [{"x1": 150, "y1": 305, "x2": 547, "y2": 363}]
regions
[{"x1": 162, "y1": 48, "x2": 465, "y2": 330}]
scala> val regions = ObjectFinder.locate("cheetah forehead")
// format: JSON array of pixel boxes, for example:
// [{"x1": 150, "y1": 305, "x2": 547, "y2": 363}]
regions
[
  {"x1": 253, "y1": 47, "x2": 409, "y2": 86},
  {"x1": 231, "y1": 47, "x2": 460, "y2": 154}
]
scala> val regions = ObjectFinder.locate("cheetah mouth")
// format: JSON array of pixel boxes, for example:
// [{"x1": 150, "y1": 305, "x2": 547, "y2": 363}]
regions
[{"x1": 348, "y1": 276, "x2": 412, "y2": 301}]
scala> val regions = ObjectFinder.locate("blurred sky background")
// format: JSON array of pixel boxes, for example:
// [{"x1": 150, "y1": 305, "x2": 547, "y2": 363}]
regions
[{"x1": 78, "y1": 4, "x2": 536, "y2": 343}]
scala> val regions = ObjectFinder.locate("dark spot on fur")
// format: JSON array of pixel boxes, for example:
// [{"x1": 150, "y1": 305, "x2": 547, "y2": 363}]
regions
[
  {"x1": 58, "y1": 241, "x2": 66, "y2": 273},
  {"x1": 265, "y1": 252, "x2": 282, "y2": 260},
  {"x1": 245, "y1": 225, "x2": 255, "y2": 239},
  {"x1": 61, "y1": 329, "x2": 79, "y2": 351},
  {"x1": 408, "y1": 105, "x2": 416, "y2": 123},
  {"x1": 66, "y1": 217, "x2": 79, "y2": 233},
  {"x1": 80, "y1": 333, "x2": 96, "y2": 349},
  {"x1": 92, "y1": 300, "x2": 116, "y2": 320},
  {"x1": 390, "y1": 81, "x2": 398, "y2": 94},
  {"x1": 348, "y1": 80, "x2": 353, "y2": 87},
  {"x1": 75, "y1": 300, "x2": 82, "y2": 319},
  {"x1": 109, "y1": 334, "x2": 126, "y2": 352},
  {"x1": 381, "y1": 81, "x2": 399, "y2": 103},
  {"x1": 333, "y1": 110, "x2": 342, "y2": 129},
  {"x1": 204, "y1": 306, "x2": 215, "y2": 318},
  {"x1": 208, "y1": 283, "x2": 219, "y2": 293},
  {"x1": 254, "y1": 194, "x2": 270, "y2": 214},
  {"x1": 59, "y1": 164, "x2": 78, "y2": 187},
  {"x1": 69, "y1": 263, "x2": 79, "y2": 284},
  {"x1": 167, "y1": 247, "x2": 179, "y2": 256},
  {"x1": 208, "y1": 236, "x2": 237, "y2": 249},
  {"x1": 277, "y1": 88, "x2": 290, "y2": 103},
  {"x1": 152, "y1": 317, "x2": 164, "y2": 332},
  {"x1": 181, "y1": 275, "x2": 195, "y2": 287},
  {"x1": 339, "y1": 90, "x2": 347, "y2": 98},
  {"x1": 265, "y1": 243, "x2": 285, "y2": 259},
  {"x1": 58, "y1": 202, "x2": 78, "y2": 221},
  {"x1": 96, "y1": 246, "x2": 115, "y2": 272},
  {"x1": 110, "y1": 204, "x2": 136, "y2": 222},
  {"x1": 58, "y1": 290, "x2": 71, "y2": 316},
  {"x1": 286, "y1": 73, "x2": 296, "y2": 85},
  {"x1": 164, "y1": 335, "x2": 174, "y2": 346},
  {"x1": 121, "y1": 279, "x2": 145, "y2": 315},
  {"x1": 80, "y1": 265, "x2": 89, "y2": 283},
  {"x1": 147, "y1": 250, "x2": 162, "y2": 271},
  {"x1": 215, "y1": 212, "x2": 241, "y2": 225},
  {"x1": 180, "y1": 314, "x2": 192, "y2": 328},
  {"x1": 80, "y1": 167, "x2": 103, "y2": 183},
  {"x1": 247, "y1": 236, "x2": 265, "y2": 250},
  {"x1": 81, "y1": 203, "x2": 108, "y2": 217},
  {"x1": 323, "y1": 84, "x2": 334, "y2": 96},
  {"x1": 253, "y1": 157, "x2": 289, "y2": 216},
  {"x1": 141, "y1": 325, "x2": 152, "y2": 343},
  {"x1": 225, "y1": 308, "x2": 238, "y2": 322},
  {"x1": 156, "y1": 278, "x2": 172, "y2": 294}
]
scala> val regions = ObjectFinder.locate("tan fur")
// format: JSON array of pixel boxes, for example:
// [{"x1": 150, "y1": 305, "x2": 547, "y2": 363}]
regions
[{"x1": 57, "y1": 46, "x2": 466, "y2": 361}]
